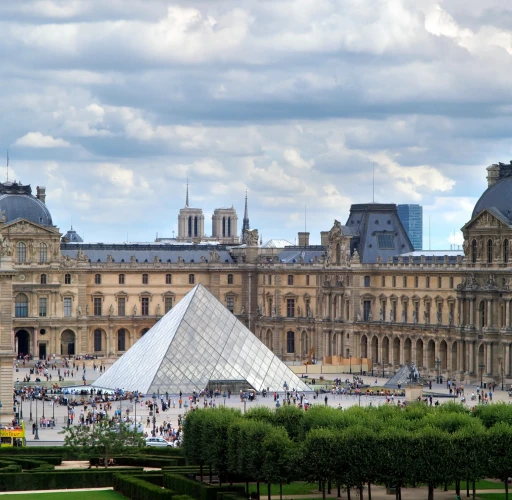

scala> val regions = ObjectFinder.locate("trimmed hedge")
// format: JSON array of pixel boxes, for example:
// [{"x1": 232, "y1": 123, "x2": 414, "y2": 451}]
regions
[
  {"x1": 90, "y1": 456, "x2": 178, "y2": 468},
  {"x1": 114, "y1": 473, "x2": 175, "y2": 500},
  {"x1": 164, "y1": 473, "x2": 245, "y2": 500},
  {"x1": 0, "y1": 468, "x2": 144, "y2": 491}
]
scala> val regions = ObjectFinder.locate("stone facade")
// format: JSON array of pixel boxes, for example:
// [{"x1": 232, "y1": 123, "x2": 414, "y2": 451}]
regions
[{"x1": 4, "y1": 164, "x2": 512, "y2": 402}]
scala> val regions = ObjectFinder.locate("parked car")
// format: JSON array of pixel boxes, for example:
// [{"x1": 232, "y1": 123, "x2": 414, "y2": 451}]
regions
[{"x1": 145, "y1": 437, "x2": 172, "y2": 447}]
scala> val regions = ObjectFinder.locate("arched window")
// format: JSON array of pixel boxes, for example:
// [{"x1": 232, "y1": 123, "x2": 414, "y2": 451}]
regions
[
  {"x1": 286, "y1": 331, "x2": 295, "y2": 353},
  {"x1": 504, "y1": 239, "x2": 509, "y2": 264},
  {"x1": 15, "y1": 294, "x2": 28, "y2": 317},
  {"x1": 488, "y1": 239, "x2": 493, "y2": 264},
  {"x1": 117, "y1": 329, "x2": 126, "y2": 351},
  {"x1": 17, "y1": 242, "x2": 26, "y2": 263},
  {"x1": 40, "y1": 274, "x2": 47, "y2": 285},
  {"x1": 141, "y1": 328, "x2": 150, "y2": 336},
  {"x1": 39, "y1": 243, "x2": 47, "y2": 263},
  {"x1": 95, "y1": 274, "x2": 101, "y2": 285},
  {"x1": 94, "y1": 329, "x2": 102, "y2": 352},
  {"x1": 227, "y1": 274, "x2": 234, "y2": 285},
  {"x1": 64, "y1": 274, "x2": 71, "y2": 284},
  {"x1": 471, "y1": 239, "x2": 477, "y2": 263}
]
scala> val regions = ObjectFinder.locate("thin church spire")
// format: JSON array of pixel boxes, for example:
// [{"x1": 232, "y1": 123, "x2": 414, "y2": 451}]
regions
[
  {"x1": 185, "y1": 178, "x2": 189, "y2": 208},
  {"x1": 241, "y1": 189, "x2": 250, "y2": 244}
]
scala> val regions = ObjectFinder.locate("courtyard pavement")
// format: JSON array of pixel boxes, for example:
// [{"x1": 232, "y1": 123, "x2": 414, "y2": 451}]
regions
[{"x1": 9, "y1": 359, "x2": 512, "y2": 445}]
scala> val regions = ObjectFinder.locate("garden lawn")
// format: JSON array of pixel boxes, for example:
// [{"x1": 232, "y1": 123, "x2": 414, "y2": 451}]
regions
[
  {"x1": 247, "y1": 482, "x2": 319, "y2": 495},
  {"x1": 0, "y1": 491, "x2": 124, "y2": 499},
  {"x1": 449, "y1": 480, "x2": 504, "y2": 490},
  {"x1": 476, "y1": 494, "x2": 509, "y2": 500}
]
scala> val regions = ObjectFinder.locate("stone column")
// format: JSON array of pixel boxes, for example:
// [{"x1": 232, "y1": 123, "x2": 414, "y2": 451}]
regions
[
  {"x1": 504, "y1": 343, "x2": 510, "y2": 377},
  {"x1": 469, "y1": 341, "x2": 474, "y2": 374},
  {"x1": 486, "y1": 342, "x2": 493, "y2": 375},
  {"x1": 487, "y1": 300, "x2": 493, "y2": 328},
  {"x1": 469, "y1": 299, "x2": 475, "y2": 328},
  {"x1": 507, "y1": 300, "x2": 511, "y2": 329},
  {"x1": 33, "y1": 328, "x2": 38, "y2": 358}
]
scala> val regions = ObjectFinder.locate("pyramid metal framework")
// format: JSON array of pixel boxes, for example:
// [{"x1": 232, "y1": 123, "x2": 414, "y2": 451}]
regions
[
  {"x1": 93, "y1": 284, "x2": 311, "y2": 395},
  {"x1": 384, "y1": 364, "x2": 427, "y2": 389}
]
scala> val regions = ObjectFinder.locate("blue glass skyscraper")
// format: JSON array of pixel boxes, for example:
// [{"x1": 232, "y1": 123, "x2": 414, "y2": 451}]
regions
[{"x1": 397, "y1": 204, "x2": 423, "y2": 250}]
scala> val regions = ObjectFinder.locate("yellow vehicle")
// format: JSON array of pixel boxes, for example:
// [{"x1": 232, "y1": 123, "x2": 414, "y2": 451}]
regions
[{"x1": 0, "y1": 422, "x2": 26, "y2": 447}]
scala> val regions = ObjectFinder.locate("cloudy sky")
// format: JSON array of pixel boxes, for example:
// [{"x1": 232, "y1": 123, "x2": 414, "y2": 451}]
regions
[{"x1": 2, "y1": 0, "x2": 511, "y2": 248}]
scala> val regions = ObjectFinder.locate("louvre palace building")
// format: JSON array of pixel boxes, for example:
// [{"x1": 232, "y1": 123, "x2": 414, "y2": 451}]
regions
[{"x1": 0, "y1": 162, "x2": 511, "y2": 403}]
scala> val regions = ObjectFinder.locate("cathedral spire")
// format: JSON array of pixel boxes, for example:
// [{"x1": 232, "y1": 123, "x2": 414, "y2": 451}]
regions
[
  {"x1": 241, "y1": 190, "x2": 250, "y2": 244},
  {"x1": 185, "y1": 178, "x2": 189, "y2": 208}
]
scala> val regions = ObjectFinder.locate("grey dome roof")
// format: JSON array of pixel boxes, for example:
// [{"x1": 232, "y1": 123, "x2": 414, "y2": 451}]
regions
[
  {"x1": 0, "y1": 194, "x2": 53, "y2": 226},
  {"x1": 63, "y1": 228, "x2": 83, "y2": 242},
  {"x1": 472, "y1": 177, "x2": 512, "y2": 222}
]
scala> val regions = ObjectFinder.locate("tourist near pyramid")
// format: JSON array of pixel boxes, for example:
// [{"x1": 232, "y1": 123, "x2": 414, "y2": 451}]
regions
[{"x1": 93, "y1": 283, "x2": 311, "y2": 395}]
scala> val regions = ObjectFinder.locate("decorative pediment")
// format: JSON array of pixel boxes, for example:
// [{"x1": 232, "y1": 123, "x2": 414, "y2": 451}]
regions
[
  {"x1": 411, "y1": 294, "x2": 421, "y2": 302},
  {"x1": 3, "y1": 219, "x2": 60, "y2": 235},
  {"x1": 463, "y1": 208, "x2": 510, "y2": 232},
  {"x1": 283, "y1": 291, "x2": 299, "y2": 300}
]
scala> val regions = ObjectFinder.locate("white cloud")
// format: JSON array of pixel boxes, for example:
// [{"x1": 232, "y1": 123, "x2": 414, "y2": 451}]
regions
[{"x1": 14, "y1": 132, "x2": 71, "y2": 148}]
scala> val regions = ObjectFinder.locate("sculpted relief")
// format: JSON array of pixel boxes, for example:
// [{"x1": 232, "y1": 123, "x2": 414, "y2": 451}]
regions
[{"x1": 325, "y1": 220, "x2": 351, "y2": 267}]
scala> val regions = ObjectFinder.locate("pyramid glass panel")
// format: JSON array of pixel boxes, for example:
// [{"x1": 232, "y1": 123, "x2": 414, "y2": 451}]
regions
[{"x1": 93, "y1": 284, "x2": 311, "y2": 394}]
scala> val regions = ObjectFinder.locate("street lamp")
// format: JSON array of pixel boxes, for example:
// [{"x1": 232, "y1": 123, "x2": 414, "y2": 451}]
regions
[
  {"x1": 34, "y1": 398, "x2": 39, "y2": 440},
  {"x1": 349, "y1": 355, "x2": 352, "y2": 374},
  {"x1": 152, "y1": 393, "x2": 157, "y2": 437},
  {"x1": 435, "y1": 357, "x2": 441, "y2": 384},
  {"x1": 242, "y1": 393, "x2": 248, "y2": 413},
  {"x1": 479, "y1": 363, "x2": 485, "y2": 389},
  {"x1": 371, "y1": 358, "x2": 374, "y2": 378},
  {"x1": 501, "y1": 360, "x2": 504, "y2": 391},
  {"x1": 29, "y1": 395, "x2": 33, "y2": 422}
]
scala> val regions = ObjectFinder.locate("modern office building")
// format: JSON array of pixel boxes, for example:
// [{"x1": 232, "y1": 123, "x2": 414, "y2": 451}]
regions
[{"x1": 397, "y1": 204, "x2": 423, "y2": 250}]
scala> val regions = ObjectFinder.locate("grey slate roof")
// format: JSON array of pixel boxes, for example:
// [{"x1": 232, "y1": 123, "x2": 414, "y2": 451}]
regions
[
  {"x1": 277, "y1": 246, "x2": 325, "y2": 263},
  {"x1": 0, "y1": 194, "x2": 53, "y2": 226},
  {"x1": 60, "y1": 243, "x2": 234, "y2": 263},
  {"x1": 473, "y1": 176, "x2": 512, "y2": 221},
  {"x1": 345, "y1": 203, "x2": 414, "y2": 264}
]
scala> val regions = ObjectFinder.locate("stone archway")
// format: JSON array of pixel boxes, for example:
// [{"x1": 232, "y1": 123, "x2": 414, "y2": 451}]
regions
[
  {"x1": 440, "y1": 340, "x2": 448, "y2": 370},
  {"x1": 416, "y1": 339, "x2": 424, "y2": 368},
  {"x1": 15, "y1": 330, "x2": 30, "y2": 357},
  {"x1": 393, "y1": 337, "x2": 401, "y2": 367},
  {"x1": 451, "y1": 341, "x2": 458, "y2": 373},
  {"x1": 371, "y1": 336, "x2": 378, "y2": 362},
  {"x1": 404, "y1": 338, "x2": 412, "y2": 365},
  {"x1": 61, "y1": 330, "x2": 76, "y2": 356},
  {"x1": 265, "y1": 329, "x2": 273, "y2": 351},
  {"x1": 382, "y1": 336, "x2": 390, "y2": 365},
  {"x1": 427, "y1": 339, "x2": 436, "y2": 369},
  {"x1": 360, "y1": 335, "x2": 368, "y2": 359}
]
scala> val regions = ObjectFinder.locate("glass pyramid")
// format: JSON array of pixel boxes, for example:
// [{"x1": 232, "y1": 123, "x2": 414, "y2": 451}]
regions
[{"x1": 93, "y1": 283, "x2": 311, "y2": 395}]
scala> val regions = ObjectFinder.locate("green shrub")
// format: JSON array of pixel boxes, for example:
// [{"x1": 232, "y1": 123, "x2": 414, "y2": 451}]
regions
[
  {"x1": 0, "y1": 468, "x2": 144, "y2": 491},
  {"x1": 164, "y1": 473, "x2": 245, "y2": 500},
  {"x1": 90, "y1": 456, "x2": 178, "y2": 468},
  {"x1": 114, "y1": 473, "x2": 174, "y2": 500}
]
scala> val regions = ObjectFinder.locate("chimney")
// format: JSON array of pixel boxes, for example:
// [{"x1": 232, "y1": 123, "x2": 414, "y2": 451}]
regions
[
  {"x1": 321, "y1": 231, "x2": 329, "y2": 247},
  {"x1": 298, "y1": 232, "x2": 310, "y2": 246},
  {"x1": 36, "y1": 186, "x2": 46, "y2": 204}
]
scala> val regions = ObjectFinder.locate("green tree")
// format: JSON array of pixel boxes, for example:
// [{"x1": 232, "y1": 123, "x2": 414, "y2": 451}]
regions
[
  {"x1": 261, "y1": 426, "x2": 296, "y2": 500},
  {"x1": 303, "y1": 428, "x2": 337, "y2": 500},
  {"x1": 451, "y1": 425, "x2": 487, "y2": 500},
  {"x1": 408, "y1": 427, "x2": 451, "y2": 500},
  {"x1": 182, "y1": 409, "x2": 210, "y2": 480},
  {"x1": 486, "y1": 422, "x2": 512, "y2": 499},
  {"x1": 61, "y1": 419, "x2": 144, "y2": 468},
  {"x1": 274, "y1": 405, "x2": 305, "y2": 441}
]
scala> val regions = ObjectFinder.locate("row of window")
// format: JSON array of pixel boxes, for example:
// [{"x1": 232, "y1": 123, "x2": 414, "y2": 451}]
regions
[
  {"x1": 14, "y1": 295, "x2": 174, "y2": 318},
  {"x1": 264, "y1": 275, "x2": 312, "y2": 286},
  {"x1": 470, "y1": 238, "x2": 509, "y2": 264},
  {"x1": 93, "y1": 327, "x2": 149, "y2": 352},
  {"x1": 364, "y1": 275, "x2": 455, "y2": 289},
  {"x1": 16, "y1": 242, "x2": 49, "y2": 264},
  {"x1": 93, "y1": 273, "x2": 235, "y2": 285}
]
